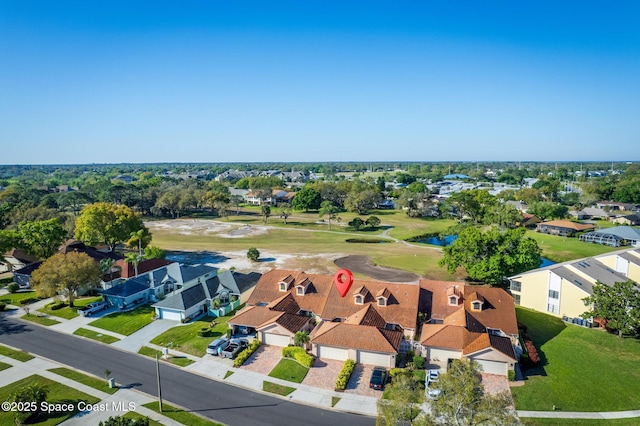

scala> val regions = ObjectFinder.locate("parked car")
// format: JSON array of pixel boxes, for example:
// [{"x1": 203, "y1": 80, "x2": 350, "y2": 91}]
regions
[
  {"x1": 220, "y1": 338, "x2": 249, "y2": 359},
  {"x1": 206, "y1": 337, "x2": 230, "y2": 355},
  {"x1": 369, "y1": 367, "x2": 388, "y2": 390},
  {"x1": 425, "y1": 369, "x2": 442, "y2": 399},
  {"x1": 77, "y1": 301, "x2": 109, "y2": 317}
]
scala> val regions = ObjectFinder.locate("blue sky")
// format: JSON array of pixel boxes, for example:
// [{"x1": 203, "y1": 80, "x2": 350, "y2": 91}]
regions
[{"x1": 1, "y1": 1, "x2": 638, "y2": 164}]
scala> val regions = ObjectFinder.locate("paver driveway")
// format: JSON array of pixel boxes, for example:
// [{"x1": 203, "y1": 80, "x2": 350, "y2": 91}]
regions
[
  {"x1": 302, "y1": 358, "x2": 343, "y2": 390},
  {"x1": 344, "y1": 364, "x2": 383, "y2": 398},
  {"x1": 240, "y1": 345, "x2": 282, "y2": 374},
  {"x1": 481, "y1": 373, "x2": 510, "y2": 395}
]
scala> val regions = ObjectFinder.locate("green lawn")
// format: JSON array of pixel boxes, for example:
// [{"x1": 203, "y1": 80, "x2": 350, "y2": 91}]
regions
[
  {"x1": 48, "y1": 367, "x2": 118, "y2": 394},
  {"x1": 73, "y1": 327, "x2": 121, "y2": 344},
  {"x1": 523, "y1": 419, "x2": 640, "y2": 426},
  {"x1": 0, "y1": 361, "x2": 12, "y2": 371},
  {"x1": 150, "y1": 315, "x2": 232, "y2": 357},
  {"x1": 526, "y1": 231, "x2": 619, "y2": 263},
  {"x1": 268, "y1": 359, "x2": 309, "y2": 383},
  {"x1": 38, "y1": 296, "x2": 103, "y2": 319},
  {"x1": 138, "y1": 346, "x2": 195, "y2": 367},
  {"x1": 262, "y1": 381, "x2": 296, "y2": 396},
  {"x1": 512, "y1": 307, "x2": 640, "y2": 412},
  {"x1": 0, "y1": 344, "x2": 34, "y2": 361},
  {"x1": 142, "y1": 401, "x2": 223, "y2": 426},
  {"x1": 122, "y1": 411, "x2": 163, "y2": 426},
  {"x1": 331, "y1": 396, "x2": 341, "y2": 407},
  {"x1": 224, "y1": 371, "x2": 234, "y2": 379},
  {"x1": 21, "y1": 313, "x2": 61, "y2": 326},
  {"x1": 0, "y1": 290, "x2": 38, "y2": 306},
  {"x1": 0, "y1": 375, "x2": 100, "y2": 426},
  {"x1": 88, "y1": 306, "x2": 154, "y2": 336}
]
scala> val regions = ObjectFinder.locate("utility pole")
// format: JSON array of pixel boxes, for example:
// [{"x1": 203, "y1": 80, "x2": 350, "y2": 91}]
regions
[{"x1": 156, "y1": 353, "x2": 163, "y2": 412}]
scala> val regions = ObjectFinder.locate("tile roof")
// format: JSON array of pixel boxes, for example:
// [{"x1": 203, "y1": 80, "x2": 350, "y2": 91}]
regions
[
  {"x1": 537, "y1": 220, "x2": 595, "y2": 232},
  {"x1": 266, "y1": 293, "x2": 301, "y2": 314},
  {"x1": 275, "y1": 313, "x2": 310, "y2": 333},
  {"x1": 344, "y1": 305, "x2": 387, "y2": 328},
  {"x1": 311, "y1": 323, "x2": 402, "y2": 353},
  {"x1": 228, "y1": 306, "x2": 281, "y2": 327}
]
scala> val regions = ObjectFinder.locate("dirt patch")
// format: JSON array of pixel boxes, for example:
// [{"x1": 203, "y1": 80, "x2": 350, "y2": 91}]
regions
[{"x1": 334, "y1": 255, "x2": 420, "y2": 283}]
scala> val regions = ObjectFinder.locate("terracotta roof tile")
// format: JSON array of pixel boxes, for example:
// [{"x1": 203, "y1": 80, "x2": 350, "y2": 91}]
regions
[
  {"x1": 311, "y1": 323, "x2": 402, "y2": 353},
  {"x1": 344, "y1": 305, "x2": 387, "y2": 328},
  {"x1": 228, "y1": 306, "x2": 281, "y2": 328},
  {"x1": 274, "y1": 313, "x2": 310, "y2": 333},
  {"x1": 266, "y1": 293, "x2": 300, "y2": 314},
  {"x1": 537, "y1": 220, "x2": 595, "y2": 232},
  {"x1": 376, "y1": 287, "x2": 392, "y2": 299}
]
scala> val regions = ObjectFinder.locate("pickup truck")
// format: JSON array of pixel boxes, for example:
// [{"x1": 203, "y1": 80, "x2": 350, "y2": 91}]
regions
[
  {"x1": 220, "y1": 339, "x2": 249, "y2": 359},
  {"x1": 78, "y1": 301, "x2": 109, "y2": 317}
]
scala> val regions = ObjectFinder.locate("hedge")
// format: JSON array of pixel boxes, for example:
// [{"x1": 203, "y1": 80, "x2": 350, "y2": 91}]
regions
[
  {"x1": 233, "y1": 339, "x2": 261, "y2": 367},
  {"x1": 282, "y1": 346, "x2": 314, "y2": 368},
  {"x1": 335, "y1": 359, "x2": 356, "y2": 391}
]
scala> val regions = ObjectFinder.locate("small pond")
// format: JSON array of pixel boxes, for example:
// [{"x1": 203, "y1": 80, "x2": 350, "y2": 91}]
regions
[{"x1": 413, "y1": 235, "x2": 556, "y2": 267}]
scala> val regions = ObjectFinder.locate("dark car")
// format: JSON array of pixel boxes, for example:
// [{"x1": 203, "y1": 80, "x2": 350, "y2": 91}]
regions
[{"x1": 369, "y1": 367, "x2": 388, "y2": 390}]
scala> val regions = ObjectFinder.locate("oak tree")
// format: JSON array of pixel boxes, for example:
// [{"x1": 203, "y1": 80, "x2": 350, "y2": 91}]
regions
[{"x1": 31, "y1": 252, "x2": 101, "y2": 306}]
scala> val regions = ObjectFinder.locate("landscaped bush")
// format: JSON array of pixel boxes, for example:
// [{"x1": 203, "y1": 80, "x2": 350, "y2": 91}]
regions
[
  {"x1": 48, "y1": 301, "x2": 66, "y2": 310},
  {"x1": 197, "y1": 327, "x2": 213, "y2": 338},
  {"x1": 523, "y1": 334, "x2": 540, "y2": 364},
  {"x1": 20, "y1": 297, "x2": 39, "y2": 305},
  {"x1": 0, "y1": 303, "x2": 6, "y2": 311},
  {"x1": 508, "y1": 370, "x2": 516, "y2": 381},
  {"x1": 335, "y1": 359, "x2": 356, "y2": 391},
  {"x1": 282, "y1": 346, "x2": 314, "y2": 368},
  {"x1": 233, "y1": 339, "x2": 261, "y2": 367},
  {"x1": 7, "y1": 283, "x2": 19, "y2": 293},
  {"x1": 389, "y1": 367, "x2": 405, "y2": 377},
  {"x1": 412, "y1": 355, "x2": 425, "y2": 369}
]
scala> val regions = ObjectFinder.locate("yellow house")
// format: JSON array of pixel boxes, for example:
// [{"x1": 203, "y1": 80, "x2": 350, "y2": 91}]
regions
[{"x1": 508, "y1": 248, "x2": 640, "y2": 320}]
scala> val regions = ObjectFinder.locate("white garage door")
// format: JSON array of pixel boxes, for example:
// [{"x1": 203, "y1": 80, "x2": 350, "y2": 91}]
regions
[
  {"x1": 318, "y1": 346, "x2": 349, "y2": 361},
  {"x1": 475, "y1": 360, "x2": 507, "y2": 375},
  {"x1": 357, "y1": 351, "x2": 391, "y2": 367},
  {"x1": 263, "y1": 333, "x2": 291, "y2": 347},
  {"x1": 159, "y1": 309, "x2": 182, "y2": 321}
]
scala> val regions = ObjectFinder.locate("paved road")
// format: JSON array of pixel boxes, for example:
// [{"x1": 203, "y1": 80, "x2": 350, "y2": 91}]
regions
[{"x1": 0, "y1": 316, "x2": 374, "y2": 426}]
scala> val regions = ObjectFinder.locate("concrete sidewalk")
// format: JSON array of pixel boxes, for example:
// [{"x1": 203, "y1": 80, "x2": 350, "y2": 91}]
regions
[
  {"x1": 0, "y1": 349, "x2": 186, "y2": 426},
  {"x1": 518, "y1": 410, "x2": 640, "y2": 419}
]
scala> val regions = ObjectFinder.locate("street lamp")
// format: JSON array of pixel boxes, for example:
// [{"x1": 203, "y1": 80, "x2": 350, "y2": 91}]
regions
[{"x1": 155, "y1": 353, "x2": 163, "y2": 413}]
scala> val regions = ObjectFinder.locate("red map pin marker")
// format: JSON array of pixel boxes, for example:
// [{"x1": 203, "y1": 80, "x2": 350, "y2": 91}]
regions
[{"x1": 334, "y1": 269, "x2": 354, "y2": 298}]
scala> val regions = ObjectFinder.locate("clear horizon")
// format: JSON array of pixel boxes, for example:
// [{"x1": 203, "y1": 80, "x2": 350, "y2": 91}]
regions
[{"x1": 1, "y1": 1, "x2": 639, "y2": 164}]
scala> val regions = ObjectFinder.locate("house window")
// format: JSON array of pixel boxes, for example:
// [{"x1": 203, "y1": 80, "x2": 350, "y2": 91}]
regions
[
  {"x1": 547, "y1": 303, "x2": 559, "y2": 314},
  {"x1": 296, "y1": 287, "x2": 304, "y2": 296},
  {"x1": 548, "y1": 290, "x2": 559, "y2": 299},
  {"x1": 279, "y1": 282, "x2": 286, "y2": 292},
  {"x1": 471, "y1": 301, "x2": 482, "y2": 311},
  {"x1": 513, "y1": 294, "x2": 521, "y2": 305},
  {"x1": 377, "y1": 297, "x2": 386, "y2": 307},
  {"x1": 510, "y1": 281, "x2": 521, "y2": 292},
  {"x1": 448, "y1": 296, "x2": 458, "y2": 306},
  {"x1": 355, "y1": 295, "x2": 363, "y2": 305}
]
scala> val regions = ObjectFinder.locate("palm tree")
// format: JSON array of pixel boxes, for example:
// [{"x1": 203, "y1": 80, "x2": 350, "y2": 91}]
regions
[
  {"x1": 294, "y1": 331, "x2": 310, "y2": 348},
  {"x1": 125, "y1": 252, "x2": 141, "y2": 277},
  {"x1": 128, "y1": 230, "x2": 145, "y2": 257},
  {"x1": 100, "y1": 258, "x2": 115, "y2": 283}
]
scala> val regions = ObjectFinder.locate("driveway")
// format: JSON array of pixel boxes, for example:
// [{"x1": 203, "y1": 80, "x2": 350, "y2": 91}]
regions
[
  {"x1": 240, "y1": 345, "x2": 282, "y2": 374},
  {"x1": 344, "y1": 364, "x2": 383, "y2": 398},
  {"x1": 480, "y1": 373, "x2": 510, "y2": 396},
  {"x1": 302, "y1": 358, "x2": 343, "y2": 390}
]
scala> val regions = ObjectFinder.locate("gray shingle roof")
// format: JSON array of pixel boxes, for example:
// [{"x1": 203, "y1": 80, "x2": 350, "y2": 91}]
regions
[
  {"x1": 101, "y1": 278, "x2": 149, "y2": 298},
  {"x1": 153, "y1": 283, "x2": 207, "y2": 310},
  {"x1": 180, "y1": 264, "x2": 217, "y2": 283}
]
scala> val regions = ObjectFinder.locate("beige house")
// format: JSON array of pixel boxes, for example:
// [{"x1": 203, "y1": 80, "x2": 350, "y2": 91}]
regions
[{"x1": 508, "y1": 248, "x2": 640, "y2": 320}]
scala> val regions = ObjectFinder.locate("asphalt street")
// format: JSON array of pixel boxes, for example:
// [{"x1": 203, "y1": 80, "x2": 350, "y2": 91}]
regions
[{"x1": 0, "y1": 316, "x2": 375, "y2": 426}]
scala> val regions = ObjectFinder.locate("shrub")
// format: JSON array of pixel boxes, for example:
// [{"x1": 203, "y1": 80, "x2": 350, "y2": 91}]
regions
[
  {"x1": 0, "y1": 303, "x2": 5, "y2": 311},
  {"x1": 7, "y1": 283, "x2": 19, "y2": 293},
  {"x1": 335, "y1": 359, "x2": 356, "y2": 391},
  {"x1": 197, "y1": 328, "x2": 212, "y2": 338},
  {"x1": 49, "y1": 301, "x2": 66, "y2": 310},
  {"x1": 282, "y1": 346, "x2": 314, "y2": 368},
  {"x1": 508, "y1": 370, "x2": 516, "y2": 381},
  {"x1": 389, "y1": 368, "x2": 405, "y2": 377},
  {"x1": 234, "y1": 339, "x2": 261, "y2": 367},
  {"x1": 412, "y1": 355, "x2": 425, "y2": 369},
  {"x1": 20, "y1": 297, "x2": 39, "y2": 305},
  {"x1": 522, "y1": 334, "x2": 540, "y2": 364}
]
